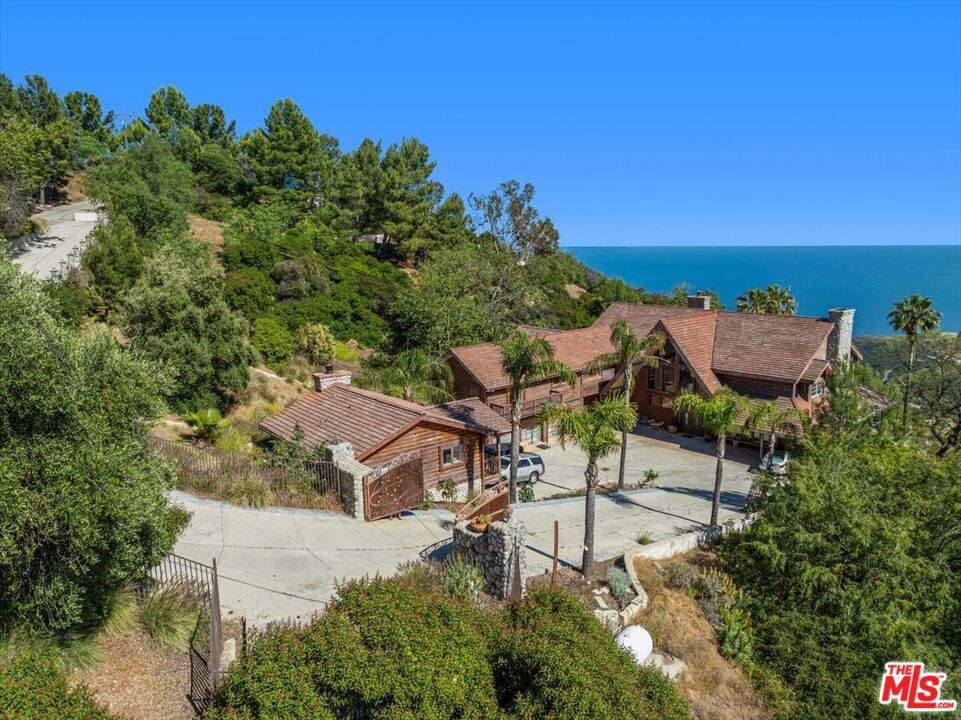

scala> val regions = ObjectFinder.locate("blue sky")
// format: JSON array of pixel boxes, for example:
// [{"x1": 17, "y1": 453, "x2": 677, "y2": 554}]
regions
[{"x1": 1, "y1": 0, "x2": 959, "y2": 247}]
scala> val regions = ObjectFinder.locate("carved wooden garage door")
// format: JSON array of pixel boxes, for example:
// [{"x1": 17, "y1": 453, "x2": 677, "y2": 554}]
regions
[{"x1": 364, "y1": 454, "x2": 424, "y2": 521}]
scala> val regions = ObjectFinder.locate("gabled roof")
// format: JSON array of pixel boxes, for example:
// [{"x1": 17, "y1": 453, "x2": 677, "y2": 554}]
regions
[
  {"x1": 596, "y1": 303, "x2": 836, "y2": 385},
  {"x1": 657, "y1": 314, "x2": 722, "y2": 393},
  {"x1": 259, "y1": 384, "x2": 509, "y2": 460},
  {"x1": 446, "y1": 325, "x2": 615, "y2": 392}
]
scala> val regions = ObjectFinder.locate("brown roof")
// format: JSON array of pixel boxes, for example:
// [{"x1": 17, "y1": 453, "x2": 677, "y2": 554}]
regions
[
  {"x1": 799, "y1": 358, "x2": 830, "y2": 383},
  {"x1": 657, "y1": 314, "x2": 722, "y2": 393},
  {"x1": 596, "y1": 303, "x2": 835, "y2": 384},
  {"x1": 259, "y1": 384, "x2": 509, "y2": 459},
  {"x1": 447, "y1": 325, "x2": 615, "y2": 392}
]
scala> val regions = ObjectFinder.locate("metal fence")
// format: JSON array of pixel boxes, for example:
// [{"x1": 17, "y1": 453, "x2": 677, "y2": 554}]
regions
[
  {"x1": 150, "y1": 437, "x2": 346, "y2": 501},
  {"x1": 143, "y1": 554, "x2": 223, "y2": 714}
]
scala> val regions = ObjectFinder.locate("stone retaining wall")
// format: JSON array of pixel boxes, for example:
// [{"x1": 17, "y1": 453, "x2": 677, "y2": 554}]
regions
[
  {"x1": 326, "y1": 442, "x2": 371, "y2": 520},
  {"x1": 452, "y1": 518, "x2": 526, "y2": 599}
]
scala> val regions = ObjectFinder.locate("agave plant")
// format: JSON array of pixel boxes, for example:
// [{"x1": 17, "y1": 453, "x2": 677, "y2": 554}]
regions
[{"x1": 184, "y1": 408, "x2": 230, "y2": 443}]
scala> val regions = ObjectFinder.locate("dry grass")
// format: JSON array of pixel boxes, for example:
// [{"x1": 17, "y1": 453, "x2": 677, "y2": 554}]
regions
[
  {"x1": 71, "y1": 626, "x2": 193, "y2": 720},
  {"x1": 187, "y1": 213, "x2": 225, "y2": 252},
  {"x1": 65, "y1": 172, "x2": 87, "y2": 202},
  {"x1": 632, "y1": 555, "x2": 770, "y2": 720},
  {"x1": 227, "y1": 368, "x2": 308, "y2": 437}
]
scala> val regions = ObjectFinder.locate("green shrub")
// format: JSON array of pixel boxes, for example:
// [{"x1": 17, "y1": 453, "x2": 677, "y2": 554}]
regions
[
  {"x1": 209, "y1": 578, "x2": 499, "y2": 719},
  {"x1": 295, "y1": 322, "x2": 336, "y2": 368},
  {"x1": 606, "y1": 567, "x2": 631, "y2": 608},
  {"x1": 394, "y1": 560, "x2": 442, "y2": 592},
  {"x1": 642, "y1": 468, "x2": 659, "y2": 486},
  {"x1": 438, "y1": 476, "x2": 457, "y2": 502},
  {"x1": 442, "y1": 557, "x2": 484, "y2": 601},
  {"x1": 420, "y1": 489, "x2": 435, "y2": 510},
  {"x1": 140, "y1": 587, "x2": 201, "y2": 650},
  {"x1": 517, "y1": 482, "x2": 535, "y2": 503},
  {"x1": 252, "y1": 316, "x2": 295, "y2": 370},
  {"x1": 494, "y1": 587, "x2": 689, "y2": 720},
  {"x1": 224, "y1": 268, "x2": 276, "y2": 320},
  {"x1": 0, "y1": 655, "x2": 115, "y2": 719}
]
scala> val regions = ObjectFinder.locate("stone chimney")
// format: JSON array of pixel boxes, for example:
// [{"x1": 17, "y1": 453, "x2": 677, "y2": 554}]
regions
[
  {"x1": 312, "y1": 370, "x2": 352, "y2": 392},
  {"x1": 827, "y1": 308, "x2": 855, "y2": 362},
  {"x1": 687, "y1": 294, "x2": 711, "y2": 311}
]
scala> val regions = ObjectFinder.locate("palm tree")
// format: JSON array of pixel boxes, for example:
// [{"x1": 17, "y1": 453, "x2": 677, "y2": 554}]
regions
[
  {"x1": 539, "y1": 396, "x2": 636, "y2": 577},
  {"x1": 735, "y1": 284, "x2": 797, "y2": 315},
  {"x1": 184, "y1": 408, "x2": 230, "y2": 443},
  {"x1": 673, "y1": 387, "x2": 752, "y2": 526},
  {"x1": 369, "y1": 349, "x2": 453, "y2": 403},
  {"x1": 500, "y1": 330, "x2": 576, "y2": 503},
  {"x1": 888, "y1": 294, "x2": 942, "y2": 429},
  {"x1": 747, "y1": 400, "x2": 800, "y2": 464},
  {"x1": 586, "y1": 322, "x2": 664, "y2": 490}
]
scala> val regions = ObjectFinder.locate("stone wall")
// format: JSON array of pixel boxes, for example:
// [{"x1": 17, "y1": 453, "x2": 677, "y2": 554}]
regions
[
  {"x1": 326, "y1": 442, "x2": 370, "y2": 520},
  {"x1": 452, "y1": 518, "x2": 526, "y2": 599}
]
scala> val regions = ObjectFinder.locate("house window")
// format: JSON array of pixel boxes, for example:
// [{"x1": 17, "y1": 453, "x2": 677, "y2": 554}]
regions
[
  {"x1": 810, "y1": 380, "x2": 824, "y2": 398},
  {"x1": 440, "y1": 443, "x2": 464, "y2": 468}
]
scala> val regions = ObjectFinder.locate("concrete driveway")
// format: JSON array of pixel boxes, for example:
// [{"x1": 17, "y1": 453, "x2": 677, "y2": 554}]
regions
[
  {"x1": 10, "y1": 200, "x2": 97, "y2": 280},
  {"x1": 528, "y1": 425, "x2": 757, "y2": 500},
  {"x1": 172, "y1": 492, "x2": 452, "y2": 625}
]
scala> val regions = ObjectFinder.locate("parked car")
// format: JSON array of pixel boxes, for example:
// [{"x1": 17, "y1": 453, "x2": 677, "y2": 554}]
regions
[
  {"x1": 760, "y1": 451, "x2": 789, "y2": 475},
  {"x1": 485, "y1": 441, "x2": 523, "y2": 456},
  {"x1": 499, "y1": 452, "x2": 545, "y2": 483}
]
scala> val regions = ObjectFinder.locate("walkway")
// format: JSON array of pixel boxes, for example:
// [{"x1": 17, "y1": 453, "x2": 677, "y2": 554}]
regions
[{"x1": 10, "y1": 200, "x2": 97, "y2": 280}]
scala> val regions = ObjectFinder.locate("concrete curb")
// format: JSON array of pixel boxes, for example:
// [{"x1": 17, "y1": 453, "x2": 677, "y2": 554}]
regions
[{"x1": 168, "y1": 490, "x2": 345, "y2": 518}]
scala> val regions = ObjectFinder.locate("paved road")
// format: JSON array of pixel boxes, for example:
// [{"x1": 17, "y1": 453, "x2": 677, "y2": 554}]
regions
[
  {"x1": 172, "y1": 435, "x2": 754, "y2": 622},
  {"x1": 9, "y1": 200, "x2": 97, "y2": 280}
]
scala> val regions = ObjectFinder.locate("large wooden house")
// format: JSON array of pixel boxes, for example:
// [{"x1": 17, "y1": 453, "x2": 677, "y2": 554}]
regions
[{"x1": 445, "y1": 296, "x2": 860, "y2": 444}]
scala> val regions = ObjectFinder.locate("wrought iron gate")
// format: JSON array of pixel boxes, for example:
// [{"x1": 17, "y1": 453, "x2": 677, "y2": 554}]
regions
[{"x1": 364, "y1": 453, "x2": 424, "y2": 520}]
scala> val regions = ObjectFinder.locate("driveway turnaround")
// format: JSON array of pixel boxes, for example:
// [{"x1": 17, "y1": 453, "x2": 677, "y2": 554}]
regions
[
  {"x1": 10, "y1": 201, "x2": 97, "y2": 280},
  {"x1": 172, "y1": 492, "x2": 452, "y2": 624}
]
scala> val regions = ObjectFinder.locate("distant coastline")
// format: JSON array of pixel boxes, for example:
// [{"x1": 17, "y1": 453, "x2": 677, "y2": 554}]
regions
[{"x1": 567, "y1": 245, "x2": 961, "y2": 337}]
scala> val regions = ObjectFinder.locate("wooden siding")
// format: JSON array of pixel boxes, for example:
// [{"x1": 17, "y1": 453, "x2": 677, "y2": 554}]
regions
[{"x1": 363, "y1": 421, "x2": 491, "y2": 493}]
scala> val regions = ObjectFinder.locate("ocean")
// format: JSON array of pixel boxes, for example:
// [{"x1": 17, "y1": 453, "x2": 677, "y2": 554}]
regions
[{"x1": 567, "y1": 245, "x2": 961, "y2": 337}]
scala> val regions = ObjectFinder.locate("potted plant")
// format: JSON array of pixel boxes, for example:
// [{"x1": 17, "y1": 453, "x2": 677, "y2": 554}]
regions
[
  {"x1": 470, "y1": 513, "x2": 492, "y2": 533},
  {"x1": 667, "y1": 423, "x2": 678, "y2": 433}
]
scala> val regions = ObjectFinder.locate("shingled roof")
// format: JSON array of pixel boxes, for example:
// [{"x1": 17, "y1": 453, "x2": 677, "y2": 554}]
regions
[
  {"x1": 597, "y1": 303, "x2": 836, "y2": 384},
  {"x1": 259, "y1": 384, "x2": 509, "y2": 460},
  {"x1": 446, "y1": 325, "x2": 615, "y2": 392}
]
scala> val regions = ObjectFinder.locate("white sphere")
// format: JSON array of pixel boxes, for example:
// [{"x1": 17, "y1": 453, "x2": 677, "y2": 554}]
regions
[{"x1": 616, "y1": 624, "x2": 653, "y2": 665}]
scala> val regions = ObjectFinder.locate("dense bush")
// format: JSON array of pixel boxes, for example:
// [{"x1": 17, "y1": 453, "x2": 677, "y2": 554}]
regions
[
  {"x1": 209, "y1": 578, "x2": 500, "y2": 719},
  {"x1": 0, "y1": 655, "x2": 115, "y2": 719},
  {"x1": 719, "y1": 430, "x2": 961, "y2": 719},
  {"x1": 209, "y1": 578, "x2": 688, "y2": 719},
  {"x1": 224, "y1": 268, "x2": 277, "y2": 320},
  {"x1": 85, "y1": 135, "x2": 194, "y2": 239},
  {"x1": 122, "y1": 241, "x2": 254, "y2": 410},
  {"x1": 495, "y1": 587, "x2": 689, "y2": 720},
  {"x1": 295, "y1": 322, "x2": 335, "y2": 368},
  {"x1": 0, "y1": 258, "x2": 186, "y2": 632},
  {"x1": 252, "y1": 316, "x2": 295, "y2": 369}
]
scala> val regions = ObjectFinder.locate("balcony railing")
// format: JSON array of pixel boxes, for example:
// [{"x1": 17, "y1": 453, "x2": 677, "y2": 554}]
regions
[{"x1": 489, "y1": 390, "x2": 565, "y2": 419}]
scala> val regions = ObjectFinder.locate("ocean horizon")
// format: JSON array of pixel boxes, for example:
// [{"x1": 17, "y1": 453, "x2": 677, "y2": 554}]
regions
[{"x1": 567, "y1": 245, "x2": 961, "y2": 337}]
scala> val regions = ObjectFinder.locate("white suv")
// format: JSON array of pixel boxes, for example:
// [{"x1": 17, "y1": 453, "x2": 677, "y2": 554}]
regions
[{"x1": 500, "y1": 453, "x2": 545, "y2": 484}]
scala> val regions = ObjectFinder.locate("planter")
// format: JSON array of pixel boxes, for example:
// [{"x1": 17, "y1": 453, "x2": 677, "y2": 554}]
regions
[
  {"x1": 667, "y1": 425, "x2": 678, "y2": 433},
  {"x1": 470, "y1": 521, "x2": 490, "y2": 533}
]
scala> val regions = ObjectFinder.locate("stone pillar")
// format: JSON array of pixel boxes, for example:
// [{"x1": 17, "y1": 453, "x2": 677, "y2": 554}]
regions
[
  {"x1": 827, "y1": 308, "x2": 855, "y2": 362},
  {"x1": 326, "y1": 442, "x2": 370, "y2": 520},
  {"x1": 452, "y1": 518, "x2": 527, "y2": 599}
]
